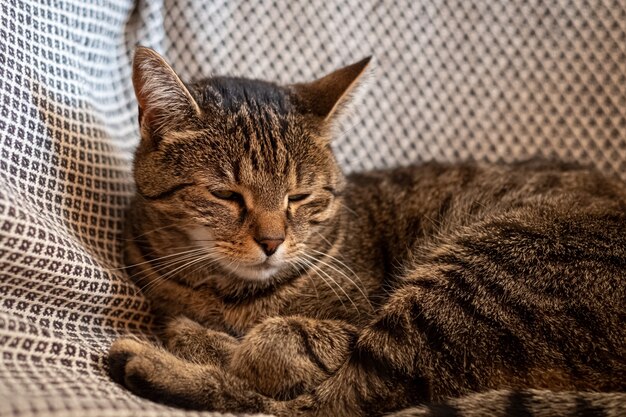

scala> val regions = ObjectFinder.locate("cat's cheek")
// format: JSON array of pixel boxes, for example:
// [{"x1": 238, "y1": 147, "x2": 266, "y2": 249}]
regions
[
  {"x1": 305, "y1": 208, "x2": 335, "y2": 226},
  {"x1": 185, "y1": 227, "x2": 217, "y2": 246},
  {"x1": 145, "y1": 200, "x2": 189, "y2": 218},
  {"x1": 295, "y1": 198, "x2": 336, "y2": 226},
  {"x1": 285, "y1": 217, "x2": 309, "y2": 240}
]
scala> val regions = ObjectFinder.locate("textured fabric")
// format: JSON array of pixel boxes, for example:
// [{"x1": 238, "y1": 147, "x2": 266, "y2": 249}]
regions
[{"x1": 1, "y1": 0, "x2": 625, "y2": 416}]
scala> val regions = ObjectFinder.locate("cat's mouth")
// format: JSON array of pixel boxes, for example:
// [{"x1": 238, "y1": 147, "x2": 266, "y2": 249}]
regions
[{"x1": 211, "y1": 250, "x2": 286, "y2": 281}]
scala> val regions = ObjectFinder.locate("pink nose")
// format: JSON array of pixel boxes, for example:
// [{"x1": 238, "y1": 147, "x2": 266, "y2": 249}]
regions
[{"x1": 255, "y1": 238, "x2": 284, "y2": 256}]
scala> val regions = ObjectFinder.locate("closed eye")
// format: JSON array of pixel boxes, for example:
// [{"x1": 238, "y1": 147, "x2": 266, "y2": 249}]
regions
[
  {"x1": 288, "y1": 193, "x2": 310, "y2": 202},
  {"x1": 211, "y1": 190, "x2": 244, "y2": 203}
]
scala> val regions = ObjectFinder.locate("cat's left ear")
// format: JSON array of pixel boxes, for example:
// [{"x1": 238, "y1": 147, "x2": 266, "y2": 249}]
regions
[
  {"x1": 292, "y1": 57, "x2": 372, "y2": 122},
  {"x1": 132, "y1": 46, "x2": 202, "y2": 141}
]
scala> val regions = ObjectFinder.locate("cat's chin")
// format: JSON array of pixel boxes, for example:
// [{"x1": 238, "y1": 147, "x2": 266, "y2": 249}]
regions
[{"x1": 226, "y1": 264, "x2": 281, "y2": 281}]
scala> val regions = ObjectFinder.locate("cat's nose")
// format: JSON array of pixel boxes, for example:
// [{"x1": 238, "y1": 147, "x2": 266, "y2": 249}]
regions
[{"x1": 255, "y1": 237, "x2": 284, "y2": 257}]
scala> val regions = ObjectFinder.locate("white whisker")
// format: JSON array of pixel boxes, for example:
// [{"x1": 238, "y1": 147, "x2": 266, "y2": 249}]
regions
[
  {"x1": 129, "y1": 249, "x2": 223, "y2": 295},
  {"x1": 115, "y1": 247, "x2": 208, "y2": 270},
  {"x1": 338, "y1": 202, "x2": 358, "y2": 217},
  {"x1": 301, "y1": 252, "x2": 372, "y2": 310},
  {"x1": 301, "y1": 255, "x2": 361, "y2": 314},
  {"x1": 298, "y1": 257, "x2": 348, "y2": 312},
  {"x1": 288, "y1": 258, "x2": 320, "y2": 301},
  {"x1": 120, "y1": 221, "x2": 194, "y2": 241},
  {"x1": 185, "y1": 255, "x2": 228, "y2": 283}
]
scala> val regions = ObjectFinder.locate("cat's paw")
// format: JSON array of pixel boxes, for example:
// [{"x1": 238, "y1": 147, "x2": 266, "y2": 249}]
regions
[
  {"x1": 108, "y1": 338, "x2": 163, "y2": 392},
  {"x1": 163, "y1": 316, "x2": 238, "y2": 366},
  {"x1": 108, "y1": 337, "x2": 143, "y2": 386},
  {"x1": 108, "y1": 337, "x2": 205, "y2": 408},
  {"x1": 162, "y1": 315, "x2": 205, "y2": 341},
  {"x1": 108, "y1": 336, "x2": 274, "y2": 413}
]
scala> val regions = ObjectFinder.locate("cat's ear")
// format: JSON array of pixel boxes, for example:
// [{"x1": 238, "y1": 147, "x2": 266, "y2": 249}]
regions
[
  {"x1": 292, "y1": 57, "x2": 372, "y2": 121},
  {"x1": 132, "y1": 46, "x2": 202, "y2": 140}
]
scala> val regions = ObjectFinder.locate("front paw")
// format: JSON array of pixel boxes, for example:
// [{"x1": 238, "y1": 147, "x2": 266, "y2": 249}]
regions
[
  {"x1": 162, "y1": 315, "x2": 206, "y2": 342},
  {"x1": 108, "y1": 338, "x2": 164, "y2": 398},
  {"x1": 108, "y1": 338, "x2": 141, "y2": 386},
  {"x1": 107, "y1": 337, "x2": 272, "y2": 413},
  {"x1": 108, "y1": 337, "x2": 204, "y2": 408},
  {"x1": 163, "y1": 316, "x2": 238, "y2": 366}
]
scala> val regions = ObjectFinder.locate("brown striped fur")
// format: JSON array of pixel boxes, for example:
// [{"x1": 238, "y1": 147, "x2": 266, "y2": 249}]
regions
[{"x1": 109, "y1": 47, "x2": 626, "y2": 416}]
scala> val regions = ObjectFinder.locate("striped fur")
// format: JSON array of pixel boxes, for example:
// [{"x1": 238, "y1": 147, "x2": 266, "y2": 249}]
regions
[
  {"x1": 389, "y1": 390, "x2": 626, "y2": 417},
  {"x1": 109, "y1": 48, "x2": 626, "y2": 416}
]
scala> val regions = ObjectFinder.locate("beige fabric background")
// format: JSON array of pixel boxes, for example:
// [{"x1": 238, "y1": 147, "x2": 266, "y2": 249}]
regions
[{"x1": 0, "y1": 0, "x2": 625, "y2": 415}]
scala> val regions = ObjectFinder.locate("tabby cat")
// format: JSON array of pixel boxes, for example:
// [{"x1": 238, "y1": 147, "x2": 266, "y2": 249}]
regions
[{"x1": 109, "y1": 47, "x2": 626, "y2": 417}]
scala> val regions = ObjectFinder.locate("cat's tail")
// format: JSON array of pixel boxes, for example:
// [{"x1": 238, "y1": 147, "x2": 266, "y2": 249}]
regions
[{"x1": 387, "y1": 389, "x2": 626, "y2": 417}]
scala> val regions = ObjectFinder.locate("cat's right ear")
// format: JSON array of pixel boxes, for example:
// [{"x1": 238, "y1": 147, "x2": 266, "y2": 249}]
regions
[
  {"x1": 132, "y1": 47, "x2": 202, "y2": 143},
  {"x1": 292, "y1": 57, "x2": 372, "y2": 123}
]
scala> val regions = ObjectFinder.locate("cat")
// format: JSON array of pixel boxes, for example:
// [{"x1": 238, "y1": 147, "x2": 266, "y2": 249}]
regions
[{"x1": 108, "y1": 46, "x2": 626, "y2": 417}]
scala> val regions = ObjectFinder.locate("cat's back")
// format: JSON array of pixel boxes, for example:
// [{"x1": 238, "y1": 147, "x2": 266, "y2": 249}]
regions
[
  {"x1": 345, "y1": 160, "x2": 626, "y2": 230},
  {"x1": 343, "y1": 161, "x2": 626, "y2": 395},
  {"x1": 342, "y1": 160, "x2": 626, "y2": 278}
]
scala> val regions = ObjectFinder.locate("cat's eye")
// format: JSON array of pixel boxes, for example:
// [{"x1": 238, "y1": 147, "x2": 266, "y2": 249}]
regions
[
  {"x1": 288, "y1": 194, "x2": 310, "y2": 202},
  {"x1": 211, "y1": 190, "x2": 243, "y2": 202}
]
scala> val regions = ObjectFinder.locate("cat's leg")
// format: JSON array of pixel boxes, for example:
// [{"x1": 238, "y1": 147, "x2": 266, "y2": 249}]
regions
[
  {"x1": 162, "y1": 314, "x2": 357, "y2": 399},
  {"x1": 228, "y1": 316, "x2": 357, "y2": 400},
  {"x1": 108, "y1": 337, "x2": 279, "y2": 413},
  {"x1": 271, "y1": 288, "x2": 436, "y2": 417},
  {"x1": 108, "y1": 290, "x2": 428, "y2": 417},
  {"x1": 162, "y1": 316, "x2": 238, "y2": 366}
]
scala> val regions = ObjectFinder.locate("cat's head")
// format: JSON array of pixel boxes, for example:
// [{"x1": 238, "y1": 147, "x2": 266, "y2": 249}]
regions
[{"x1": 131, "y1": 47, "x2": 370, "y2": 282}]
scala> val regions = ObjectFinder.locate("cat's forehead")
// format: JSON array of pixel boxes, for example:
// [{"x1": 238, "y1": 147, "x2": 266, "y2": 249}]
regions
[
  {"x1": 163, "y1": 77, "x2": 337, "y2": 193},
  {"x1": 173, "y1": 106, "x2": 326, "y2": 192},
  {"x1": 193, "y1": 76, "x2": 295, "y2": 115},
  {"x1": 210, "y1": 116, "x2": 323, "y2": 189}
]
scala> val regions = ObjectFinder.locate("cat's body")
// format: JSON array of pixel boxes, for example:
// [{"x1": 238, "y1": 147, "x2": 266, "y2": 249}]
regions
[{"x1": 109, "y1": 47, "x2": 626, "y2": 417}]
